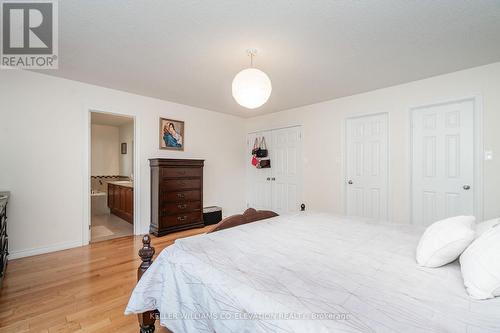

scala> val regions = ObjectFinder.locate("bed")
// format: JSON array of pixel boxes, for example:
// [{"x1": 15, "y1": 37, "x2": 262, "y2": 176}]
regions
[{"x1": 125, "y1": 210, "x2": 500, "y2": 333}]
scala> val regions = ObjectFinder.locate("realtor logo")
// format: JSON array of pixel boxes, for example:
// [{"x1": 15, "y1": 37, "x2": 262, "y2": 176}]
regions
[{"x1": 1, "y1": 0, "x2": 58, "y2": 69}]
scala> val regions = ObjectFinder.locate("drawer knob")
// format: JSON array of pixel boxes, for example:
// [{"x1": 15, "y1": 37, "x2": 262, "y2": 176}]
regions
[
  {"x1": 176, "y1": 193, "x2": 185, "y2": 198},
  {"x1": 177, "y1": 216, "x2": 187, "y2": 222},
  {"x1": 178, "y1": 204, "x2": 187, "y2": 209}
]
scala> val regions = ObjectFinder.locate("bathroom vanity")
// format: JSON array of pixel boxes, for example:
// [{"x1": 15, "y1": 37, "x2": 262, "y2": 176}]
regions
[{"x1": 107, "y1": 181, "x2": 133, "y2": 224}]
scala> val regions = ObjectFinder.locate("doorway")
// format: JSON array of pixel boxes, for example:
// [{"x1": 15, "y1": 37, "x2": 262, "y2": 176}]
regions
[
  {"x1": 89, "y1": 112, "x2": 135, "y2": 242},
  {"x1": 345, "y1": 113, "x2": 389, "y2": 220},
  {"x1": 411, "y1": 98, "x2": 481, "y2": 226}
]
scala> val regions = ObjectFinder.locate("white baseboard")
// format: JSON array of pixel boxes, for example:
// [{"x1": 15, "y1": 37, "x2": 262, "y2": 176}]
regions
[{"x1": 8, "y1": 240, "x2": 82, "y2": 260}]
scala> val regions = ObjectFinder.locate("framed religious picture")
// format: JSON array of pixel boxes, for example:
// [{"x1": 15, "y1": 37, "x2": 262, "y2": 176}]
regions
[{"x1": 159, "y1": 118, "x2": 184, "y2": 151}]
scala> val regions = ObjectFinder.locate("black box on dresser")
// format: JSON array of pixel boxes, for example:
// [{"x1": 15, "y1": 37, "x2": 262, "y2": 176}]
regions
[{"x1": 149, "y1": 159, "x2": 204, "y2": 236}]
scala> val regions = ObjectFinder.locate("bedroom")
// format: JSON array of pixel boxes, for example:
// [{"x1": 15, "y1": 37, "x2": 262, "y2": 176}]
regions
[{"x1": 0, "y1": 1, "x2": 500, "y2": 332}]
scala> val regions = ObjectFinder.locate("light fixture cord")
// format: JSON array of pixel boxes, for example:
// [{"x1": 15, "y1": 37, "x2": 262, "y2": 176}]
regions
[{"x1": 246, "y1": 49, "x2": 257, "y2": 68}]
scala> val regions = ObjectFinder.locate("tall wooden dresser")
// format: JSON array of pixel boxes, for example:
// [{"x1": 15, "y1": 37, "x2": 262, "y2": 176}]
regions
[{"x1": 149, "y1": 159, "x2": 204, "y2": 236}]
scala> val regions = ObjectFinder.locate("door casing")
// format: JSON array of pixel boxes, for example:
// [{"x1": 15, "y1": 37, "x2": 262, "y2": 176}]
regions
[{"x1": 83, "y1": 107, "x2": 141, "y2": 246}]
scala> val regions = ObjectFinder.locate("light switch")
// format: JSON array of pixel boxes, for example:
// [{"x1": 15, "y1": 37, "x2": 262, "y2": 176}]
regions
[{"x1": 485, "y1": 151, "x2": 493, "y2": 161}]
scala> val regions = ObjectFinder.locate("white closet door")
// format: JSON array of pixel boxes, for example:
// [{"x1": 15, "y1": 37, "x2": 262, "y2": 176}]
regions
[
  {"x1": 345, "y1": 113, "x2": 388, "y2": 220},
  {"x1": 246, "y1": 131, "x2": 273, "y2": 210},
  {"x1": 412, "y1": 100, "x2": 474, "y2": 226},
  {"x1": 270, "y1": 127, "x2": 302, "y2": 214},
  {"x1": 246, "y1": 127, "x2": 302, "y2": 214}
]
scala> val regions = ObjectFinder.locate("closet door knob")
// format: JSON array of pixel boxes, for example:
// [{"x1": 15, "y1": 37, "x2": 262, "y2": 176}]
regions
[
  {"x1": 271, "y1": 177, "x2": 276, "y2": 181},
  {"x1": 266, "y1": 177, "x2": 271, "y2": 181},
  {"x1": 463, "y1": 185, "x2": 471, "y2": 190},
  {"x1": 348, "y1": 180, "x2": 353, "y2": 185}
]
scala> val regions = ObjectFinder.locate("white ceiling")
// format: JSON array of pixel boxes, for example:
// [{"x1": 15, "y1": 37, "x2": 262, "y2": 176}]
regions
[
  {"x1": 43, "y1": 1, "x2": 500, "y2": 117},
  {"x1": 91, "y1": 112, "x2": 133, "y2": 126}
]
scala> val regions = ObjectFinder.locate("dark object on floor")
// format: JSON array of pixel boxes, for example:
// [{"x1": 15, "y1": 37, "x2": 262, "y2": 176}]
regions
[{"x1": 203, "y1": 206, "x2": 222, "y2": 225}]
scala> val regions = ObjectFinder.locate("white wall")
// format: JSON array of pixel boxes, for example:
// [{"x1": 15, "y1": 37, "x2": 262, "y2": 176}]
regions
[
  {"x1": 119, "y1": 121, "x2": 134, "y2": 177},
  {"x1": 91, "y1": 124, "x2": 120, "y2": 176},
  {"x1": 0, "y1": 70, "x2": 246, "y2": 259},
  {"x1": 2, "y1": 62, "x2": 500, "y2": 258},
  {"x1": 246, "y1": 62, "x2": 500, "y2": 223}
]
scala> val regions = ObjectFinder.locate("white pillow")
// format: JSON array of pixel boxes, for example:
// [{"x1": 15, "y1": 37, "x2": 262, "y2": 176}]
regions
[
  {"x1": 475, "y1": 218, "x2": 500, "y2": 238},
  {"x1": 416, "y1": 216, "x2": 475, "y2": 268},
  {"x1": 460, "y1": 225, "x2": 500, "y2": 299}
]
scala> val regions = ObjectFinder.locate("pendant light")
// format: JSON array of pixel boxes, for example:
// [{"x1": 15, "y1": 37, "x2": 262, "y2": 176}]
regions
[{"x1": 232, "y1": 49, "x2": 272, "y2": 109}]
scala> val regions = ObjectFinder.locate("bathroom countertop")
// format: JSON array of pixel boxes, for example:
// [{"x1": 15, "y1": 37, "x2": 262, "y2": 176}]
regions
[{"x1": 106, "y1": 181, "x2": 134, "y2": 188}]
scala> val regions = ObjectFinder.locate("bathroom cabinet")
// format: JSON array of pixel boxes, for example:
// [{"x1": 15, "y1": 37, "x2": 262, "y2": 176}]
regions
[{"x1": 107, "y1": 183, "x2": 133, "y2": 224}]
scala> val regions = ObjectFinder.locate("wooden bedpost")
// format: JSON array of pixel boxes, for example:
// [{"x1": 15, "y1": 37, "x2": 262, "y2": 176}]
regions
[{"x1": 138, "y1": 235, "x2": 157, "y2": 333}]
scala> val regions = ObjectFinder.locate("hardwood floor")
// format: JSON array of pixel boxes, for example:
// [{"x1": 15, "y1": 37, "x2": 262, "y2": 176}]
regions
[{"x1": 0, "y1": 226, "x2": 213, "y2": 333}]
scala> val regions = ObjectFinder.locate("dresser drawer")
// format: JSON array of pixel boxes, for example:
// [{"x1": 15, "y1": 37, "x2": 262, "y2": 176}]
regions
[
  {"x1": 162, "y1": 190, "x2": 201, "y2": 203},
  {"x1": 160, "y1": 201, "x2": 201, "y2": 216},
  {"x1": 161, "y1": 167, "x2": 202, "y2": 179},
  {"x1": 161, "y1": 211, "x2": 202, "y2": 228},
  {"x1": 161, "y1": 178, "x2": 201, "y2": 192}
]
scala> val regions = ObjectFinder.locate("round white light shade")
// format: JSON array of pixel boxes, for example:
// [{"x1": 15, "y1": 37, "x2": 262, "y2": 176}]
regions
[{"x1": 232, "y1": 68, "x2": 272, "y2": 109}]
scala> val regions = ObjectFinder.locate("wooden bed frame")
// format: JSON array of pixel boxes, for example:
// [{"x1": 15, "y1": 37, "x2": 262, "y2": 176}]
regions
[{"x1": 136, "y1": 208, "x2": 278, "y2": 332}]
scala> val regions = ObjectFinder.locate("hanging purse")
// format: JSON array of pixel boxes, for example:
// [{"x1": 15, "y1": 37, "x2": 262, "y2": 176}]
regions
[
  {"x1": 258, "y1": 159, "x2": 271, "y2": 168},
  {"x1": 251, "y1": 155, "x2": 258, "y2": 166},
  {"x1": 251, "y1": 137, "x2": 259, "y2": 166},
  {"x1": 256, "y1": 137, "x2": 268, "y2": 158},
  {"x1": 251, "y1": 138, "x2": 259, "y2": 155}
]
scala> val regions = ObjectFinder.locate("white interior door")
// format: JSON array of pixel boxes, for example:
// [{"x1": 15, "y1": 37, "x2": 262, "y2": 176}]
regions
[
  {"x1": 412, "y1": 100, "x2": 474, "y2": 226},
  {"x1": 345, "y1": 113, "x2": 388, "y2": 220},
  {"x1": 246, "y1": 127, "x2": 302, "y2": 214},
  {"x1": 270, "y1": 127, "x2": 302, "y2": 214}
]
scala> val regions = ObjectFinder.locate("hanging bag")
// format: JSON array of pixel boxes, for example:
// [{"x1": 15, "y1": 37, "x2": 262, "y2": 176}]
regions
[
  {"x1": 251, "y1": 138, "x2": 259, "y2": 155},
  {"x1": 256, "y1": 137, "x2": 268, "y2": 158},
  {"x1": 258, "y1": 159, "x2": 271, "y2": 168},
  {"x1": 251, "y1": 137, "x2": 259, "y2": 166}
]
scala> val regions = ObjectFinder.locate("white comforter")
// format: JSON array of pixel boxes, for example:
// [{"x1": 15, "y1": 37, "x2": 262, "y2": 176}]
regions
[{"x1": 125, "y1": 212, "x2": 500, "y2": 333}]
